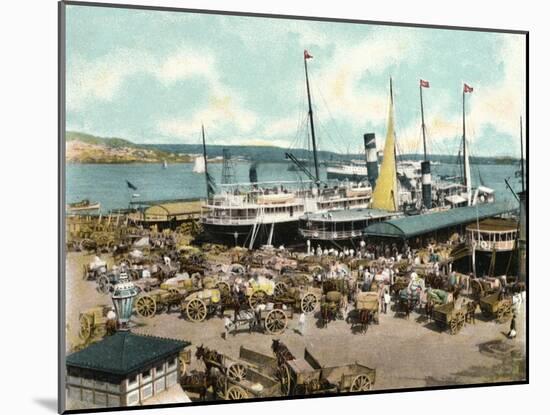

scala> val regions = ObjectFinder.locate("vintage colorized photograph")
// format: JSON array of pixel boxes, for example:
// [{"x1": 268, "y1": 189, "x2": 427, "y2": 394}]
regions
[{"x1": 59, "y1": 1, "x2": 528, "y2": 412}]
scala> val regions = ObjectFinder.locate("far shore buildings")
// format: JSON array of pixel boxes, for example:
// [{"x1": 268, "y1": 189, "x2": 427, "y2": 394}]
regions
[{"x1": 66, "y1": 331, "x2": 190, "y2": 408}]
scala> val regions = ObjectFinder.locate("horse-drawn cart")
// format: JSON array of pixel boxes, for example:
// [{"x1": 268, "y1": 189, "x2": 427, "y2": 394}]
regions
[
  {"x1": 432, "y1": 302, "x2": 467, "y2": 334},
  {"x1": 272, "y1": 340, "x2": 376, "y2": 396},
  {"x1": 227, "y1": 303, "x2": 293, "y2": 335},
  {"x1": 134, "y1": 287, "x2": 183, "y2": 318},
  {"x1": 479, "y1": 292, "x2": 513, "y2": 323},
  {"x1": 194, "y1": 345, "x2": 281, "y2": 400},
  {"x1": 352, "y1": 291, "x2": 379, "y2": 333},
  {"x1": 78, "y1": 305, "x2": 115, "y2": 341}
]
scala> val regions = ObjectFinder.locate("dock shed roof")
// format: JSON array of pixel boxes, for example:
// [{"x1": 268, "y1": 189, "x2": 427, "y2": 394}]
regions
[
  {"x1": 66, "y1": 332, "x2": 189, "y2": 376},
  {"x1": 364, "y1": 202, "x2": 518, "y2": 239},
  {"x1": 144, "y1": 200, "x2": 202, "y2": 217}
]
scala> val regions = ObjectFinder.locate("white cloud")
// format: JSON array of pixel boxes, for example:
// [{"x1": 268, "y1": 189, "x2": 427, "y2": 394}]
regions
[
  {"x1": 67, "y1": 49, "x2": 151, "y2": 111},
  {"x1": 157, "y1": 95, "x2": 258, "y2": 141},
  {"x1": 67, "y1": 45, "x2": 259, "y2": 140},
  {"x1": 154, "y1": 51, "x2": 217, "y2": 84},
  {"x1": 468, "y1": 35, "x2": 526, "y2": 143}
]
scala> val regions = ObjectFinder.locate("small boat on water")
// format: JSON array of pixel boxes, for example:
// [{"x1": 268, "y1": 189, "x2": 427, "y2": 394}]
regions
[
  {"x1": 162, "y1": 159, "x2": 168, "y2": 169},
  {"x1": 193, "y1": 156, "x2": 206, "y2": 173},
  {"x1": 67, "y1": 199, "x2": 101, "y2": 213}
]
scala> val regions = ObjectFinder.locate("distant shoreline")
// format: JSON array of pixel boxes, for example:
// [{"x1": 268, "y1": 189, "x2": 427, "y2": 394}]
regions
[{"x1": 65, "y1": 131, "x2": 522, "y2": 166}]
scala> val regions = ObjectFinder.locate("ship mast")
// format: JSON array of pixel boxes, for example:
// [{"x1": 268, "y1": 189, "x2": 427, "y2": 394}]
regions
[
  {"x1": 462, "y1": 85, "x2": 472, "y2": 205},
  {"x1": 304, "y1": 50, "x2": 320, "y2": 188},
  {"x1": 201, "y1": 124, "x2": 211, "y2": 199},
  {"x1": 420, "y1": 83, "x2": 427, "y2": 161}
]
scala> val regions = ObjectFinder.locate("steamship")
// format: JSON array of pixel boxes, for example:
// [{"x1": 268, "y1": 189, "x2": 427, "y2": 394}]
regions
[
  {"x1": 299, "y1": 79, "x2": 495, "y2": 243},
  {"x1": 200, "y1": 50, "x2": 373, "y2": 247}
]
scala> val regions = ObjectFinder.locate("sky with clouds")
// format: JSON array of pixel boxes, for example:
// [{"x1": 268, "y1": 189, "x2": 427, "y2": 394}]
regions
[{"x1": 65, "y1": 5, "x2": 526, "y2": 157}]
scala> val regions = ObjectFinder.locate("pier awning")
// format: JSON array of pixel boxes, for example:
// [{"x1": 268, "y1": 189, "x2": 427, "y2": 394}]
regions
[
  {"x1": 364, "y1": 202, "x2": 518, "y2": 239},
  {"x1": 144, "y1": 200, "x2": 203, "y2": 221}
]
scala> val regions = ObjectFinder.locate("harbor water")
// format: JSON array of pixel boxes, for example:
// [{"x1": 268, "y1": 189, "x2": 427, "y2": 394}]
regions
[{"x1": 66, "y1": 162, "x2": 521, "y2": 213}]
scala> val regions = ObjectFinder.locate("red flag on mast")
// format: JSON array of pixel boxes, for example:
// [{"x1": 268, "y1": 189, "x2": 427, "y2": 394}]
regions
[
  {"x1": 304, "y1": 50, "x2": 313, "y2": 60},
  {"x1": 464, "y1": 83, "x2": 474, "y2": 93},
  {"x1": 420, "y1": 79, "x2": 430, "y2": 88}
]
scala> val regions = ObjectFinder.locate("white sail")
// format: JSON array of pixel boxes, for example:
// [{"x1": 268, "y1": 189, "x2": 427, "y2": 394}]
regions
[{"x1": 193, "y1": 156, "x2": 206, "y2": 173}]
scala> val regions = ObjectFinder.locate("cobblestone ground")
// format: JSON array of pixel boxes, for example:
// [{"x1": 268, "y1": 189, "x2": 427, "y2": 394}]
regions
[{"x1": 66, "y1": 252, "x2": 526, "y2": 397}]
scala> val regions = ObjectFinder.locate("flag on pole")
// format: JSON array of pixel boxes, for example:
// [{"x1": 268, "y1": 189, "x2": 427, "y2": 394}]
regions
[
  {"x1": 464, "y1": 83, "x2": 474, "y2": 93},
  {"x1": 304, "y1": 50, "x2": 313, "y2": 59},
  {"x1": 420, "y1": 79, "x2": 430, "y2": 88},
  {"x1": 126, "y1": 180, "x2": 137, "y2": 190}
]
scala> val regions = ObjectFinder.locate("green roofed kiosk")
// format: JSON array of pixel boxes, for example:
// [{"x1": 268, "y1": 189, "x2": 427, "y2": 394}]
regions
[{"x1": 66, "y1": 331, "x2": 190, "y2": 408}]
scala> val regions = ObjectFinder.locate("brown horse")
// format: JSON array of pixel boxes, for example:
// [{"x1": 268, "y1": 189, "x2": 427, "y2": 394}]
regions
[
  {"x1": 195, "y1": 344, "x2": 223, "y2": 376},
  {"x1": 357, "y1": 309, "x2": 371, "y2": 334},
  {"x1": 180, "y1": 370, "x2": 212, "y2": 401},
  {"x1": 465, "y1": 300, "x2": 478, "y2": 324},
  {"x1": 271, "y1": 339, "x2": 295, "y2": 366}
]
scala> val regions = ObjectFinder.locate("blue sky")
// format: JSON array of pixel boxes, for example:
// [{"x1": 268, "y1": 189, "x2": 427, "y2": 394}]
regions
[{"x1": 65, "y1": 5, "x2": 526, "y2": 157}]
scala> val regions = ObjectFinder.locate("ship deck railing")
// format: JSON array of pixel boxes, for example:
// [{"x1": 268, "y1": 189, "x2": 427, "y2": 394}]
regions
[
  {"x1": 299, "y1": 228, "x2": 364, "y2": 240},
  {"x1": 202, "y1": 213, "x2": 298, "y2": 226}
]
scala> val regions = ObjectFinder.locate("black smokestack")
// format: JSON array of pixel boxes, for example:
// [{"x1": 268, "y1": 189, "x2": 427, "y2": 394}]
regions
[
  {"x1": 421, "y1": 160, "x2": 432, "y2": 209},
  {"x1": 249, "y1": 162, "x2": 258, "y2": 184},
  {"x1": 364, "y1": 133, "x2": 378, "y2": 187}
]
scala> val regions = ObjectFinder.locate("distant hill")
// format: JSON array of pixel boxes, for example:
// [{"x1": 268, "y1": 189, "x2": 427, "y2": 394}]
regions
[
  {"x1": 66, "y1": 131, "x2": 137, "y2": 148},
  {"x1": 65, "y1": 131, "x2": 520, "y2": 165},
  {"x1": 148, "y1": 143, "x2": 520, "y2": 166},
  {"x1": 65, "y1": 131, "x2": 192, "y2": 164}
]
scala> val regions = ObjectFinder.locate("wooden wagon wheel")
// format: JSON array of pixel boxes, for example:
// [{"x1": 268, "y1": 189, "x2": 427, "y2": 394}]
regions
[
  {"x1": 215, "y1": 375, "x2": 227, "y2": 399},
  {"x1": 274, "y1": 282, "x2": 288, "y2": 298},
  {"x1": 449, "y1": 317, "x2": 459, "y2": 335},
  {"x1": 264, "y1": 309, "x2": 287, "y2": 334},
  {"x1": 135, "y1": 295, "x2": 157, "y2": 318},
  {"x1": 216, "y1": 282, "x2": 231, "y2": 301},
  {"x1": 496, "y1": 305, "x2": 509, "y2": 323},
  {"x1": 78, "y1": 314, "x2": 92, "y2": 341},
  {"x1": 301, "y1": 293, "x2": 317, "y2": 314},
  {"x1": 97, "y1": 275, "x2": 111, "y2": 294},
  {"x1": 249, "y1": 290, "x2": 267, "y2": 309},
  {"x1": 457, "y1": 311, "x2": 466, "y2": 331},
  {"x1": 186, "y1": 298, "x2": 207, "y2": 322},
  {"x1": 226, "y1": 385, "x2": 248, "y2": 400},
  {"x1": 350, "y1": 374, "x2": 373, "y2": 392},
  {"x1": 227, "y1": 363, "x2": 247, "y2": 382},
  {"x1": 278, "y1": 364, "x2": 292, "y2": 396}
]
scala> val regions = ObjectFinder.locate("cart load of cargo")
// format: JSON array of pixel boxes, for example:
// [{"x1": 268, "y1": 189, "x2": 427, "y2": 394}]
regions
[
  {"x1": 432, "y1": 301, "x2": 467, "y2": 335},
  {"x1": 479, "y1": 292, "x2": 513, "y2": 323},
  {"x1": 272, "y1": 340, "x2": 376, "y2": 396}
]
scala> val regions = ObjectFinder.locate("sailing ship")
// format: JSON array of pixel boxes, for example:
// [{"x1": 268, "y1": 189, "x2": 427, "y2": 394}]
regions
[
  {"x1": 200, "y1": 50, "x2": 372, "y2": 247},
  {"x1": 299, "y1": 79, "x2": 495, "y2": 244},
  {"x1": 192, "y1": 156, "x2": 206, "y2": 174},
  {"x1": 162, "y1": 159, "x2": 168, "y2": 169}
]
